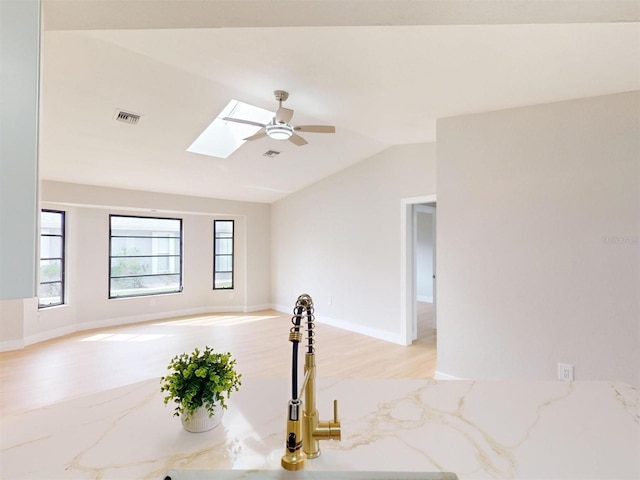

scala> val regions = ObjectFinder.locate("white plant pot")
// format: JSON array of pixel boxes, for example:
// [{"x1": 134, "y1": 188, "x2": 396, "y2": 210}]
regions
[{"x1": 180, "y1": 404, "x2": 223, "y2": 433}]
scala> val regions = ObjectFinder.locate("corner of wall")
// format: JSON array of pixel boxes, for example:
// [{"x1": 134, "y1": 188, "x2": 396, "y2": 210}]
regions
[{"x1": 0, "y1": 298, "x2": 27, "y2": 351}]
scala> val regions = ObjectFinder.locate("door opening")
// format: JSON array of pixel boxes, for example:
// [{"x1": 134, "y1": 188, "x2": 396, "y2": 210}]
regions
[
  {"x1": 414, "y1": 204, "x2": 436, "y2": 340},
  {"x1": 400, "y1": 194, "x2": 437, "y2": 346}
]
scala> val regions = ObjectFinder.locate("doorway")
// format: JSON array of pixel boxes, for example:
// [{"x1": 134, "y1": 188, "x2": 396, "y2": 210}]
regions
[
  {"x1": 400, "y1": 194, "x2": 437, "y2": 346},
  {"x1": 414, "y1": 204, "x2": 436, "y2": 340}
]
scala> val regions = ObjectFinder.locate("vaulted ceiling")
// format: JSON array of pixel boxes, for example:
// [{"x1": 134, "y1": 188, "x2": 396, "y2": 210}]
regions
[{"x1": 39, "y1": 0, "x2": 640, "y2": 203}]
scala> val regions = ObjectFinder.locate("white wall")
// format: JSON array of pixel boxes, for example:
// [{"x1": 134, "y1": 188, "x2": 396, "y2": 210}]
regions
[
  {"x1": 436, "y1": 91, "x2": 640, "y2": 386},
  {"x1": 271, "y1": 143, "x2": 437, "y2": 343},
  {"x1": 0, "y1": 181, "x2": 271, "y2": 349}
]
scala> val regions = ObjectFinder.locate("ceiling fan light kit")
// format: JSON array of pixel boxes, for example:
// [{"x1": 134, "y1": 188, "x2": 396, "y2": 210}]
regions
[
  {"x1": 266, "y1": 123, "x2": 293, "y2": 140},
  {"x1": 223, "y1": 90, "x2": 335, "y2": 146}
]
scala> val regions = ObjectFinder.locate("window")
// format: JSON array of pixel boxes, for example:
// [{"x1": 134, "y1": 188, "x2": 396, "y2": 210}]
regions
[
  {"x1": 39, "y1": 210, "x2": 65, "y2": 308},
  {"x1": 187, "y1": 99, "x2": 274, "y2": 159},
  {"x1": 109, "y1": 215, "x2": 182, "y2": 298},
  {"x1": 213, "y1": 220, "x2": 234, "y2": 289}
]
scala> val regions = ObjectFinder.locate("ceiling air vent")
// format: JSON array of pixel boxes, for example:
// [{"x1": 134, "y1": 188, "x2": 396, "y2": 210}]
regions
[
  {"x1": 263, "y1": 150, "x2": 281, "y2": 158},
  {"x1": 113, "y1": 109, "x2": 141, "y2": 125}
]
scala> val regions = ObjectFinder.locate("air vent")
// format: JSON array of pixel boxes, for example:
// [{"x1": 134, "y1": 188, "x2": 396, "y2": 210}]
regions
[
  {"x1": 113, "y1": 109, "x2": 141, "y2": 125},
  {"x1": 263, "y1": 150, "x2": 281, "y2": 158}
]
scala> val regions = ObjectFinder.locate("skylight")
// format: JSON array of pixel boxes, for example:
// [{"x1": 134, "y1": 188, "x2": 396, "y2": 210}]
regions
[{"x1": 187, "y1": 100, "x2": 274, "y2": 159}]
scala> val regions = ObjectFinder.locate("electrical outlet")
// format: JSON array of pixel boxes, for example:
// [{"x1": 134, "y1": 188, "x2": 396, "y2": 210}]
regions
[
  {"x1": 327, "y1": 296, "x2": 333, "y2": 305},
  {"x1": 558, "y1": 363, "x2": 574, "y2": 381}
]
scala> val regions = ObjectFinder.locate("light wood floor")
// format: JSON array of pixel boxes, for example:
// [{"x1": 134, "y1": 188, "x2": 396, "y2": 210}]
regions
[{"x1": 0, "y1": 303, "x2": 436, "y2": 415}]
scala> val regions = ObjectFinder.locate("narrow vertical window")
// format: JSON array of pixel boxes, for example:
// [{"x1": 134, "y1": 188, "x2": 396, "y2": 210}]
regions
[
  {"x1": 39, "y1": 210, "x2": 65, "y2": 308},
  {"x1": 213, "y1": 220, "x2": 234, "y2": 290},
  {"x1": 109, "y1": 215, "x2": 183, "y2": 298}
]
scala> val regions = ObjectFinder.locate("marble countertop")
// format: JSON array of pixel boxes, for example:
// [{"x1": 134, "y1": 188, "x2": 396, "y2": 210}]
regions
[{"x1": 1, "y1": 378, "x2": 638, "y2": 479}]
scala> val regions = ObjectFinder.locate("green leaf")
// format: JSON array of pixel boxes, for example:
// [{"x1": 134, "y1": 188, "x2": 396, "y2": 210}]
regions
[{"x1": 159, "y1": 345, "x2": 242, "y2": 418}]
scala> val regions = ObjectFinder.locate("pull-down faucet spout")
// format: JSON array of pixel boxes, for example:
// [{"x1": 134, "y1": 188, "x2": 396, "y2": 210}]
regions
[{"x1": 281, "y1": 294, "x2": 341, "y2": 471}]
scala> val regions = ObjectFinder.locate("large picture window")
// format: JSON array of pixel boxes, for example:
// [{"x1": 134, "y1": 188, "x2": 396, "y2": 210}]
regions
[
  {"x1": 213, "y1": 220, "x2": 234, "y2": 290},
  {"x1": 39, "y1": 210, "x2": 65, "y2": 308},
  {"x1": 109, "y1": 215, "x2": 182, "y2": 298}
]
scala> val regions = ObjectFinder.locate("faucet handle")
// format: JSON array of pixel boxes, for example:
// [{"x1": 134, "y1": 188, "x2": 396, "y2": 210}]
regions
[{"x1": 330, "y1": 399, "x2": 341, "y2": 441}]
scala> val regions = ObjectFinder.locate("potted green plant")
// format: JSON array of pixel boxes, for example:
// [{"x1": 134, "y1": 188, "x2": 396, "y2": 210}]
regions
[{"x1": 160, "y1": 346, "x2": 242, "y2": 432}]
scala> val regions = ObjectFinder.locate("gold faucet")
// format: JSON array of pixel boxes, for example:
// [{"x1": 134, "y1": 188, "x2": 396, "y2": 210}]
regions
[{"x1": 281, "y1": 294, "x2": 341, "y2": 471}]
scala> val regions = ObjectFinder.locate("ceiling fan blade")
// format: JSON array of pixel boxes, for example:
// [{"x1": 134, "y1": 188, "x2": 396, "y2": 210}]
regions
[
  {"x1": 294, "y1": 125, "x2": 335, "y2": 134},
  {"x1": 243, "y1": 128, "x2": 267, "y2": 141},
  {"x1": 289, "y1": 133, "x2": 308, "y2": 146},
  {"x1": 222, "y1": 117, "x2": 266, "y2": 128},
  {"x1": 276, "y1": 107, "x2": 294, "y2": 124}
]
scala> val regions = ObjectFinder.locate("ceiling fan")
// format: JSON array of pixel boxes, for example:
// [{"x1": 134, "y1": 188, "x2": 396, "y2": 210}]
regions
[{"x1": 222, "y1": 90, "x2": 335, "y2": 146}]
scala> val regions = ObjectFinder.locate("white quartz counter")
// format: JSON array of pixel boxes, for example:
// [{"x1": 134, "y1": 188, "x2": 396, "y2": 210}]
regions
[{"x1": 1, "y1": 378, "x2": 638, "y2": 479}]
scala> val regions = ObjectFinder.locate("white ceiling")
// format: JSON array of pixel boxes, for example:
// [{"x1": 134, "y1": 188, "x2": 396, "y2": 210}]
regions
[{"x1": 39, "y1": 0, "x2": 640, "y2": 203}]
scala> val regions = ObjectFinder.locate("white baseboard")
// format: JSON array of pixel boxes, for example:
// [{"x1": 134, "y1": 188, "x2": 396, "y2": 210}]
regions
[
  {"x1": 9, "y1": 303, "x2": 408, "y2": 351},
  {"x1": 0, "y1": 338, "x2": 24, "y2": 352},
  {"x1": 24, "y1": 324, "x2": 79, "y2": 347},
  {"x1": 6, "y1": 304, "x2": 274, "y2": 351},
  {"x1": 434, "y1": 370, "x2": 463, "y2": 380},
  {"x1": 244, "y1": 303, "x2": 273, "y2": 313},
  {"x1": 315, "y1": 314, "x2": 405, "y2": 345},
  {"x1": 22, "y1": 306, "x2": 209, "y2": 347},
  {"x1": 272, "y1": 304, "x2": 404, "y2": 345},
  {"x1": 273, "y1": 304, "x2": 292, "y2": 315}
]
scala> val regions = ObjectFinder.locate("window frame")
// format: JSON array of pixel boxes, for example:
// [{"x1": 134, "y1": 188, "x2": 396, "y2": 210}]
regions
[
  {"x1": 213, "y1": 219, "x2": 234, "y2": 290},
  {"x1": 38, "y1": 209, "x2": 66, "y2": 308},
  {"x1": 108, "y1": 214, "x2": 183, "y2": 299}
]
